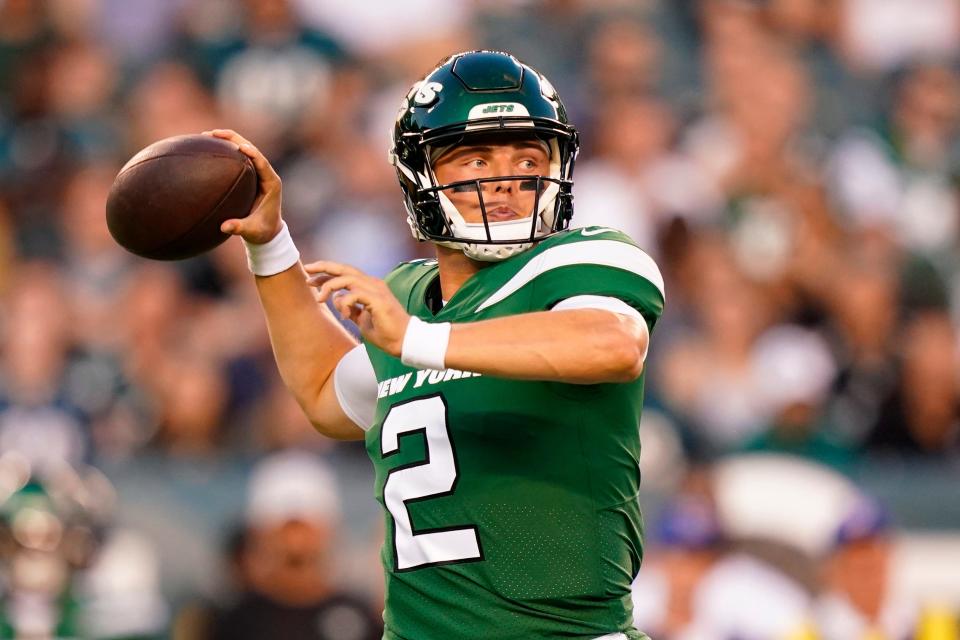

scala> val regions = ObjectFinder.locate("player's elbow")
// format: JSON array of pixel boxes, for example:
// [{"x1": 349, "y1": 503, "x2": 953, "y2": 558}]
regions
[
  {"x1": 291, "y1": 379, "x2": 366, "y2": 441},
  {"x1": 606, "y1": 336, "x2": 645, "y2": 382},
  {"x1": 308, "y1": 415, "x2": 364, "y2": 441},
  {"x1": 593, "y1": 320, "x2": 646, "y2": 382},
  {"x1": 604, "y1": 317, "x2": 647, "y2": 383},
  {"x1": 303, "y1": 399, "x2": 366, "y2": 441}
]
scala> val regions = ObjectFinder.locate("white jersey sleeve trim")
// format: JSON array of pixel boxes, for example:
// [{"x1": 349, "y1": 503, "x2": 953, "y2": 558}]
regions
[
  {"x1": 474, "y1": 238, "x2": 665, "y2": 312},
  {"x1": 551, "y1": 294, "x2": 643, "y2": 320},
  {"x1": 552, "y1": 295, "x2": 650, "y2": 362},
  {"x1": 333, "y1": 344, "x2": 378, "y2": 431}
]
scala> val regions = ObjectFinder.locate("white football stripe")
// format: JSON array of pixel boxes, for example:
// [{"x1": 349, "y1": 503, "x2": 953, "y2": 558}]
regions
[{"x1": 475, "y1": 240, "x2": 665, "y2": 312}]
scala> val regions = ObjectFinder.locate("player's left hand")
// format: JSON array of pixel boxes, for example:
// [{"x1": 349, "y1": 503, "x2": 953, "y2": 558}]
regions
[{"x1": 304, "y1": 261, "x2": 410, "y2": 357}]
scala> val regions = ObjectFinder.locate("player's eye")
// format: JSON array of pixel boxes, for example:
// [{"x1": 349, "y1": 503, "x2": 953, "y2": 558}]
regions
[
  {"x1": 466, "y1": 158, "x2": 486, "y2": 169},
  {"x1": 518, "y1": 159, "x2": 538, "y2": 171}
]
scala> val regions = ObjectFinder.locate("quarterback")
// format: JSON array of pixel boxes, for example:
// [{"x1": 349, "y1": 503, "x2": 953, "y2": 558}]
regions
[{"x1": 208, "y1": 51, "x2": 664, "y2": 640}]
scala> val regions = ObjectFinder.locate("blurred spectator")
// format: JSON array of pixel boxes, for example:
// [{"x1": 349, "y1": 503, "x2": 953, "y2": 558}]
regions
[
  {"x1": 151, "y1": 354, "x2": 230, "y2": 457},
  {"x1": 867, "y1": 311, "x2": 960, "y2": 457},
  {"x1": 476, "y1": 0, "x2": 594, "y2": 120},
  {"x1": 124, "y1": 62, "x2": 220, "y2": 154},
  {"x1": 683, "y1": 539, "x2": 816, "y2": 640},
  {"x1": 183, "y1": 0, "x2": 346, "y2": 154},
  {"x1": 0, "y1": 263, "x2": 88, "y2": 471},
  {"x1": 207, "y1": 451, "x2": 381, "y2": 640},
  {"x1": 632, "y1": 468, "x2": 724, "y2": 638},
  {"x1": 838, "y1": 0, "x2": 960, "y2": 73},
  {"x1": 95, "y1": 0, "x2": 187, "y2": 64},
  {"x1": 658, "y1": 234, "x2": 773, "y2": 456},
  {"x1": 305, "y1": 139, "x2": 418, "y2": 277},
  {"x1": 711, "y1": 454, "x2": 861, "y2": 559},
  {"x1": 78, "y1": 528, "x2": 169, "y2": 640},
  {"x1": 248, "y1": 380, "x2": 336, "y2": 454},
  {"x1": 0, "y1": 454, "x2": 167, "y2": 638},
  {"x1": 827, "y1": 62, "x2": 960, "y2": 258},
  {"x1": 741, "y1": 325, "x2": 851, "y2": 469},
  {"x1": 112, "y1": 264, "x2": 190, "y2": 404},
  {"x1": 759, "y1": 0, "x2": 873, "y2": 133},
  {"x1": 45, "y1": 40, "x2": 121, "y2": 164},
  {"x1": 292, "y1": 0, "x2": 470, "y2": 75},
  {"x1": 637, "y1": 462, "x2": 820, "y2": 639},
  {"x1": 0, "y1": 49, "x2": 76, "y2": 257},
  {"x1": 814, "y1": 497, "x2": 916, "y2": 639},
  {"x1": 98, "y1": 347, "x2": 249, "y2": 606},
  {"x1": 823, "y1": 257, "x2": 902, "y2": 447},
  {"x1": 0, "y1": 0, "x2": 51, "y2": 104},
  {"x1": 573, "y1": 94, "x2": 679, "y2": 248},
  {"x1": 586, "y1": 17, "x2": 663, "y2": 101},
  {"x1": 59, "y1": 165, "x2": 132, "y2": 350}
]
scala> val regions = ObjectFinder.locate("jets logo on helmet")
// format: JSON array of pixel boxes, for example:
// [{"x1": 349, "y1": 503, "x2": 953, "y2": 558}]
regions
[
  {"x1": 413, "y1": 81, "x2": 443, "y2": 107},
  {"x1": 390, "y1": 50, "x2": 580, "y2": 262}
]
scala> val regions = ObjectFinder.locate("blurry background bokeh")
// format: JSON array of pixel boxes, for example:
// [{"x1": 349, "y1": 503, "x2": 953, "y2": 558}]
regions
[{"x1": 0, "y1": 0, "x2": 959, "y2": 638}]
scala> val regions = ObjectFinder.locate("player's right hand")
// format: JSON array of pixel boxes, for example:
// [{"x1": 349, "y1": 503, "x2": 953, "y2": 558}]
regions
[
  {"x1": 203, "y1": 129, "x2": 283, "y2": 244},
  {"x1": 304, "y1": 261, "x2": 412, "y2": 358}
]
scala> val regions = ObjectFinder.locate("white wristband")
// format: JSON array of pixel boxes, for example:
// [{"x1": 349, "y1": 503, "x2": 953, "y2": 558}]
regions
[
  {"x1": 243, "y1": 221, "x2": 300, "y2": 276},
  {"x1": 401, "y1": 316, "x2": 451, "y2": 370}
]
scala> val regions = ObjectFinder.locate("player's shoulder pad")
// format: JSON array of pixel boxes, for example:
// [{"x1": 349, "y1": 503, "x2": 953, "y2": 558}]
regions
[
  {"x1": 549, "y1": 225, "x2": 638, "y2": 247},
  {"x1": 384, "y1": 258, "x2": 438, "y2": 298},
  {"x1": 474, "y1": 227, "x2": 665, "y2": 313}
]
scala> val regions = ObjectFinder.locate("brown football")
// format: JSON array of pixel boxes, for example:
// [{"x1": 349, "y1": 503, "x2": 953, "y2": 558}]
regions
[{"x1": 106, "y1": 134, "x2": 258, "y2": 260}]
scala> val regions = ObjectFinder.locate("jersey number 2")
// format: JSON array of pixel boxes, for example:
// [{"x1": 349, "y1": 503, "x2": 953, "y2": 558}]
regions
[{"x1": 381, "y1": 395, "x2": 482, "y2": 571}]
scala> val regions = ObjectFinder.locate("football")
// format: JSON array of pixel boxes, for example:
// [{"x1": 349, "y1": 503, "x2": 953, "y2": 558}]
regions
[{"x1": 106, "y1": 134, "x2": 258, "y2": 260}]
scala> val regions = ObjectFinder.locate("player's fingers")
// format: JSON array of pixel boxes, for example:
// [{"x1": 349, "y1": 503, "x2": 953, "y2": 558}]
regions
[
  {"x1": 305, "y1": 272, "x2": 334, "y2": 287},
  {"x1": 220, "y1": 218, "x2": 244, "y2": 235},
  {"x1": 220, "y1": 215, "x2": 277, "y2": 244},
  {"x1": 339, "y1": 283, "x2": 381, "y2": 310},
  {"x1": 333, "y1": 292, "x2": 364, "y2": 320},
  {"x1": 205, "y1": 129, "x2": 252, "y2": 148},
  {"x1": 303, "y1": 261, "x2": 364, "y2": 277},
  {"x1": 306, "y1": 272, "x2": 359, "y2": 294},
  {"x1": 207, "y1": 128, "x2": 249, "y2": 143},
  {"x1": 237, "y1": 143, "x2": 281, "y2": 189},
  {"x1": 203, "y1": 130, "x2": 279, "y2": 188},
  {"x1": 315, "y1": 275, "x2": 358, "y2": 303}
]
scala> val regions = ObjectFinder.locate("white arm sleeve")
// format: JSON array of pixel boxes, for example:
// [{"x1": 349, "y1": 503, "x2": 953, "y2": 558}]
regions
[
  {"x1": 333, "y1": 344, "x2": 378, "y2": 431},
  {"x1": 551, "y1": 295, "x2": 650, "y2": 362}
]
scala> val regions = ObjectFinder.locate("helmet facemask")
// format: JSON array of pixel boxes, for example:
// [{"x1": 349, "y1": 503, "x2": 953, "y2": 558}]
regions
[
  {"x1": 391, "y1": 51, "x2": 580, "y2": 260},
  {"x1": 393, "y1": 121, "x2": 578, "y2": 261}
]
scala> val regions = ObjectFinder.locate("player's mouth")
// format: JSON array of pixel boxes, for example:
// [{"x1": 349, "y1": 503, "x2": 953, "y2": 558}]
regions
[{"x1": 485, "y1": 205, "x2": 521, "y2": 221}]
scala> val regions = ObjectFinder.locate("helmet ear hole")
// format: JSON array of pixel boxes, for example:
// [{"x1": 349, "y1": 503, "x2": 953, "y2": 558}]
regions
[{"x1": 420, "y1": 201, "x2": 449, "y2": 237}]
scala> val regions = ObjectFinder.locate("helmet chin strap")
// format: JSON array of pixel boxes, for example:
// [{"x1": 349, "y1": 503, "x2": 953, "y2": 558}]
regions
[{"x1": 435, "y1": 190, "x2": 538, "y2": 261}]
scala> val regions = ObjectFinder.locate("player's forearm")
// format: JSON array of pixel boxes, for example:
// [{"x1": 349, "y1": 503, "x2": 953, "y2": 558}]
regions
[
  {"x1": 254, "y1": 264, "x2": 357, "y2": 414},
  {"x1": 443, "y1": 309, "x2": 646, "y2": 384}
]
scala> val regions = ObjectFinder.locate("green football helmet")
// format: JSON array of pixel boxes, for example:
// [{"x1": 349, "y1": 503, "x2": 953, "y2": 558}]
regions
[{"x1": 390, "y1": 51, "x2": 580, "y2": 261}]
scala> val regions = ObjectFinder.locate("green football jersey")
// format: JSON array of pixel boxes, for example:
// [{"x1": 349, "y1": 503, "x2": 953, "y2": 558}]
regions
[{"x1": 363, "y1": 227, "x2": 664, "y2": 640}]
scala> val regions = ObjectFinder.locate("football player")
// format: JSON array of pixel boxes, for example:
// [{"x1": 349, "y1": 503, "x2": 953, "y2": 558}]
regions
[{"x1": 208, "y1": 50, "x2": 664, "y2": 640}]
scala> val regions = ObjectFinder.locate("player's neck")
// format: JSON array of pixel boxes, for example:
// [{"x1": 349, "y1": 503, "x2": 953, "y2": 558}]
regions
[{"x1": 435, "y1": 245, "x2": 488, "y2": 300}]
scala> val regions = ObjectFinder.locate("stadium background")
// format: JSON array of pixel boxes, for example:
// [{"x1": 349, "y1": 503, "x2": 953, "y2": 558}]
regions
[{"x1": 0, "y1": 0, "x2": 959, "y2": 637}]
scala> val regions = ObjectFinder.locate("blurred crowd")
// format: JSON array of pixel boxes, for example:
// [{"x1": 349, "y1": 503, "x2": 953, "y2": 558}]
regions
[{"x1": 0, "y1": 0, "x2": 959, "y2": 638}]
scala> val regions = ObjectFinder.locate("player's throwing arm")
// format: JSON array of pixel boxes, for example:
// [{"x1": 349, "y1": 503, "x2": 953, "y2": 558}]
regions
[{"x1": 207, "y1": 128, "x2": 363, "y2": 441}]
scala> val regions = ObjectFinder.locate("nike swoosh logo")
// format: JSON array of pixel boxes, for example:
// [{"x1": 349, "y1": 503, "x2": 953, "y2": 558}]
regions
[{"x1": 580, "y1": 227, "x2": 617, "y2": 237}]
